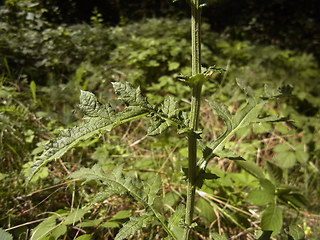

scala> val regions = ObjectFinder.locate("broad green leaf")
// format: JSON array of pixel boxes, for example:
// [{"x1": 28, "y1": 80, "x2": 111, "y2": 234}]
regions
[
  {"x1": 235, "y1": 160, "x2": 265, "y2": 180},
  {"x1": 260, "y1": 179, "x2": 275, "y2": 194},
  {"x1": 210, "y1": 233, "x2": 229, "y2": 240},
  {"x1": 30, "y1": 215, "x2": 58, "y2": 240},
  {"x1": 50, "y1": 224, "x2": 67, "y2": 239},
  {"x1": 114, "y1": 213, "x2": 154, "y2": 240},
  {"x1": 295, "y1": 144, "x2": 308, "y2": 164},
  {"x1": 110, "y1": 210, "x2": 132, "y2": 220},
  {"x1": 287, "y1": 225, "x2": 305, "y2": 240},
  {"x1": 274, "y1": 143, "x2": 292, "y2": 152},
  {"x1": 246, "y1": 181, "x2": 277, "y2": 211},
  {"x1": 74, "y1": 235, "x2": 94, "y2": 240},
  {"x1": 30, "y1": 80, "x2": 37, "y2": 103},
  {"x1": 168, "y1": 61, "x2": 180, "y2": 71},
  {"x1": 275, "y1": 151, "x2": 296, "y2": 169},
  {"x1": 196, "y1": 197, "x2": 216, "y2": 225},
  {"x1": 0, "y1": 173, "x2": 9, "y2": 181},
  {"x1": 64, "y1": 208, "x2": 89, "y2": 225},
  {"x1": 246, "y1": 189, "x2": 274, "y2": 206},
  {"x1": 77, "y1": 219, "x2": 102, "y2": 227},
  {"x1": 101, "y1": 221, "x2": 120, "y2": 228},
  {"x1": 0, "y1": 228, "x2": 13, "y2": 240},
  {"x1": 261, "y1": 205, "x2": 283, "y2": 235}
]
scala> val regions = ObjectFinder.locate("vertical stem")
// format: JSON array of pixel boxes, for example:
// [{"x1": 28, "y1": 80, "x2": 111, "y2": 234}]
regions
[{"x1": 184, "y1": 0, "x2": 202, "y2": 239}]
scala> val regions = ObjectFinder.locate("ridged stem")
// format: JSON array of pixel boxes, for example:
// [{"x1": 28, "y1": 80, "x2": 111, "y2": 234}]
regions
[{"x1": 184, "y1": 0, "x2": 202, "y2": 239}]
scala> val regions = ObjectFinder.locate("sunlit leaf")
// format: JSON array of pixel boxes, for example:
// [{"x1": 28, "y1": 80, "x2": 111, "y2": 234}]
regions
[
  {"x1": 0, "y1": 228, "x2": 13, "y2": 240},
  {"x1": 261, "y1": 205, "x2": 283, "y2": 235}
]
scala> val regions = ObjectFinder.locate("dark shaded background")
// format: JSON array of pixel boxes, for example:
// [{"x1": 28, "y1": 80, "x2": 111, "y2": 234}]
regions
[{"x1": 38, "y1": 0, "x2": 320, "y2": 62}]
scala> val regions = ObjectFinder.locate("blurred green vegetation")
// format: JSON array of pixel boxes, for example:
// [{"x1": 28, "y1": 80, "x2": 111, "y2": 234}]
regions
[{"x1": 0, "y1": 0, "x2": 319, "y2": 239}]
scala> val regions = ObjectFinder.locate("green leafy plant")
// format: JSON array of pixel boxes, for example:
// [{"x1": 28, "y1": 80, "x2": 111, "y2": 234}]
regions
[{"x1": 23, "y1": 1, "x2": 312, "y2": 240}]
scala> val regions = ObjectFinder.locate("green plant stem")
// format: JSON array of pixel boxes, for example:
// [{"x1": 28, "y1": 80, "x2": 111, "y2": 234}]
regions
[{"x1": 184, "y1": 0, "x2": 202, "y2": 239}]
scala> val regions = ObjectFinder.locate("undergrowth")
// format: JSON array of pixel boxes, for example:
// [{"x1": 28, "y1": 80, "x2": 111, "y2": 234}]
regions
[{"x1": 0, "y1": 1, "x2": 319, "y2": 239}]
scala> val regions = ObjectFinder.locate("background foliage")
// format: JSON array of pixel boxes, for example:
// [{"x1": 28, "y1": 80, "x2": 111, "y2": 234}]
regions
[{"x1": 0, "y1": 0, "x2": 319, "y2": 239}]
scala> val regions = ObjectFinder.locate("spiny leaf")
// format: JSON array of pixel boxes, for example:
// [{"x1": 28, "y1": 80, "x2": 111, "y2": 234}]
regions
[
  {"x1": 177, "y1": 66, "x2": 224, "y2": 86},
  {"x1": 27, "y1": 85, "x2": 151, "y2": 185},
  {"x1": 148, "y1": 117, "x2": 171, "y2": 136},
  {"x1": 163, "y1": 96, "x2": 178, "y2": 118},
  {"x1": 148, "y1": 96, "x2": 183, "y2": 136},
  {"x1": 115, "y1": 213, "x2": 155, "y2": 240},
  {"x1": 112, "y1": 82, "x2": 149, "y2": 107},
  {"x1": 79, "y1": 90, "x2": 116, "y2": 118},
  {"x1": 69, "y1": 165, "x2": 177, "y2": 239},
  {"x1": 144, "y1": 175, "x2": 161, "y2": 205},
  {"x1": 168, "y1": 204, "x2": 185, "y2": 239},
  {"x1": 199, "y1": 81, "x2": 286, "y2": 171}
]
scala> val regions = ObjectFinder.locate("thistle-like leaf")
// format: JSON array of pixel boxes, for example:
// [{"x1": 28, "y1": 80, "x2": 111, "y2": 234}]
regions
[
  {"x1": 69, "y1": 165, "x2": 177, "y2": 239},
  {"x1": 27, "y1": 84, "x2": 151, "y2": 185},
  {"x1": 112, "y1": 82, "x2": 149, "y2": 107},
  {"x1": 167, "y1": 204, "x2": 185, "y2": 239},
  {"x1": 148, "y1": 96, "x2": 182, "y2": 136},
  {"x1": 199, "y1": 80, "x2": 287, "y2": 170},
  {"x1": 115, "y1": 212, "x2": 155, "y2": 240}
]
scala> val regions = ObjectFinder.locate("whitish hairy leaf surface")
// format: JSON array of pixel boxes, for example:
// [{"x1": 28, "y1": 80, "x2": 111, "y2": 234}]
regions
[
  {"x1": 27, "y1": 83, "x2": 151, "y2": 184},
  {"x1": 69, "y1": 165, "x2": 177, "y2": 239},
  {"x1": 199, "y1": 80, "x2": 285, "y2": 172}
]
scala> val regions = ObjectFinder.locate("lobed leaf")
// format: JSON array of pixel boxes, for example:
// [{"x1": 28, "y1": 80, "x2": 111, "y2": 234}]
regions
[
  {"x1": 115, "y1": 213, "x2": 155, "y2": 240},
  {"x1": 27, "y1": 84, "x2": 151, "y2": 185},
  {"x1": 112, "y1": 82, "x2": 149, "y2": 107},
  {"x1": 199, "y1": 80, "x2": 286, "y2": 174},
  {"x1": 167, "y1": 204, "x2": 185, "y2": 239},
  {"x1": 148, "y1": 96, "x2": 184, "y2": 136},
  {"x1": 69, "y1": 165, "x2": 177, "y2": 239}
]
